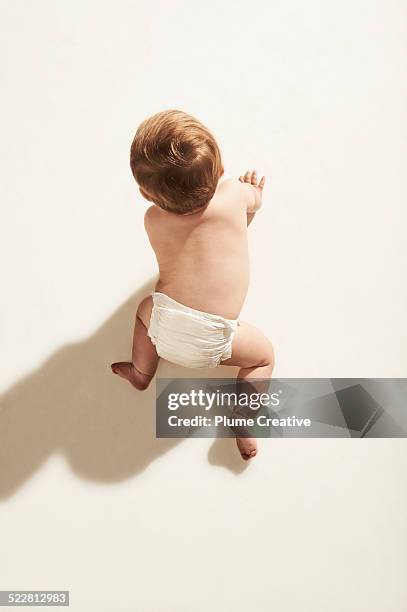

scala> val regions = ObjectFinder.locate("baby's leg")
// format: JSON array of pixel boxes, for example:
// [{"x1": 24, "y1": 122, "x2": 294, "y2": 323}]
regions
[
  {"x1": 222, "y1": 321, "x2": 275, "y2": 460},
  {"x1": 111, "y1": 296, "x2": 159, "y2": 391}
]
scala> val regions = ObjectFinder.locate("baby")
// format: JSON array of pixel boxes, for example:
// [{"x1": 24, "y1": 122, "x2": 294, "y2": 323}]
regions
[{"x1": 111, "y1": 109, "x2": 275, "y2": 460}]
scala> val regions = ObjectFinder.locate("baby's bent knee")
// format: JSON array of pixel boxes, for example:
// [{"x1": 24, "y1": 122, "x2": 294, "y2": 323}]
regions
[
  {"x1": 136, "y1": 296, "x2": 153, "y2": 328},
  {"x1": 259, "y1": 341, "x2": 275, "y2": 369}
]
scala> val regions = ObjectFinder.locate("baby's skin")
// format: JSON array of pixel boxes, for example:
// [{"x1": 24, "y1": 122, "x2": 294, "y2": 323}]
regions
[{"x1": 112, "y1": 171, "x2": 275, "y2": 460}]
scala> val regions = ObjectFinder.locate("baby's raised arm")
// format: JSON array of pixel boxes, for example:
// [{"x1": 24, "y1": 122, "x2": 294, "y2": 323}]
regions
[
  {"x1": 237, "y1": 170, "x2": 266, "y2": 225},
  {"x1": 238, "y1": 170, "x2": 266, "y2": 212}
]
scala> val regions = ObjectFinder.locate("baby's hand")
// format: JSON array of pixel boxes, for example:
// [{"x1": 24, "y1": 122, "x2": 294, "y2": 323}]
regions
[{"x1": 239, "y1": 170, "x2": 266, "y2": 211}]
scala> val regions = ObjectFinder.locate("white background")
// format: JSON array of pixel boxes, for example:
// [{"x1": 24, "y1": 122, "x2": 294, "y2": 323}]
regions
[{"x1": 1, "y1": 1, "x2": 406, "y2": 611}]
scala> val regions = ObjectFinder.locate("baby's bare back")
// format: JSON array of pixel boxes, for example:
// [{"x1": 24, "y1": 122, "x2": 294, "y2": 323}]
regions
[{"x1": 144, "y1": 180, "x2": 250, "y2": 319}]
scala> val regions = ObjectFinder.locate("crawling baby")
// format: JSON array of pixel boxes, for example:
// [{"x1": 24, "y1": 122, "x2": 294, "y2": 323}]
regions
[{"x1": 111, "y1": 109, "x2": 275, "y2": 460}]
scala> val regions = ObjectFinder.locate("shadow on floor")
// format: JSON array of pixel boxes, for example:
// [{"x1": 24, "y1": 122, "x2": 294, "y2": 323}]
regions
[{"x1": 0, "y1": 281, "x2": 247, "y2": 499}]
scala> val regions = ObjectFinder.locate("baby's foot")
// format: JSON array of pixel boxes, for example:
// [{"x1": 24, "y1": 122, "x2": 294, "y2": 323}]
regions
[
  {"x1": 236, "y1": 437, "x2": 258, "y2": 461},
  {"x1": 111, "y1": 361, "x2": 152, "y2": 391}
]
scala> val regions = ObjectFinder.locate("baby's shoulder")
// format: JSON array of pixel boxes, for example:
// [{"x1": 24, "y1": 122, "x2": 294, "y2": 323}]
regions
[
  {"x1": 210, "y1": 178, "x2": 250, "y2": 217},
  {"x1": 144, "y1": 204, "x2": 160, "y2": 224},
  {"x1": 144, "y1": 204, "x2": 168, "y2": 227},
  {"x1": 144, "y1": 205, "x2": 167, "y2": 240},
  {"x1": 217, "y1": 178, "x2": 251, "y2": 205}
]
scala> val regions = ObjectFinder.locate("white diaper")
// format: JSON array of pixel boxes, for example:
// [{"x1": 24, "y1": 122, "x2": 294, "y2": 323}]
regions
[{"x1": 148, "y1": 292, "x2": 238, "y2": 368}]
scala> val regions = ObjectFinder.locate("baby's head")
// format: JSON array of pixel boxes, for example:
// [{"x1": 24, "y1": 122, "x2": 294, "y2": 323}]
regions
[{"x1": 130, "y1": 109, "x2": 224, "y2": 214}]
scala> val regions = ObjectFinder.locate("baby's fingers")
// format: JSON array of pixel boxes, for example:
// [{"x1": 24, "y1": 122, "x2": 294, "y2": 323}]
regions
[
  {"x1": 239, "y1": 172, "x2": 251, "y2": 183},
  {"x1": 239, "y1": 170, "x2": 265, "y2": 189},
  {"x1": 241, "y1": 170, "x2": 258, "y2": 185}
]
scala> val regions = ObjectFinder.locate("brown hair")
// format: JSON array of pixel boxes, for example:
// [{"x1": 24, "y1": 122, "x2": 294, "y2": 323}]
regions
[{"x1": 130, "y1": 109, "x2": 224, "y2": 214}]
